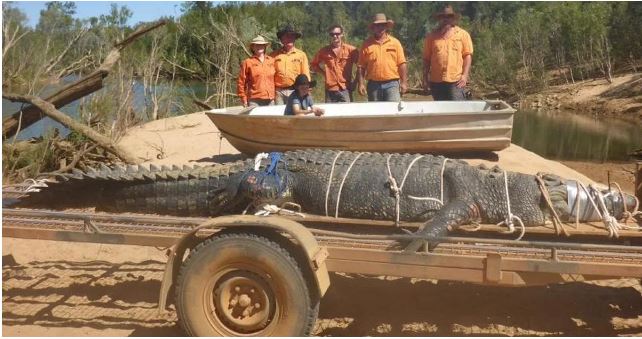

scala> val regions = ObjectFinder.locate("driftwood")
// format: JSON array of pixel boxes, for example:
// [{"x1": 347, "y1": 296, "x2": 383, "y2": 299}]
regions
[
  {"x1": 193, "y1": 99, "x2": 213, "y2": 110},
  {"x1": 2, "y1": 20, "x2": 167, "y2": 139},
  {"x1": 2, "y1": 93, "x2": 139, "y2": 164}
]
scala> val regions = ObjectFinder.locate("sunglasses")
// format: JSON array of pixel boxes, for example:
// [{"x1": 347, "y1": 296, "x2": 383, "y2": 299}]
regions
[{"x1": 329, "y1": 32, "x2": 342, "y2": 36}]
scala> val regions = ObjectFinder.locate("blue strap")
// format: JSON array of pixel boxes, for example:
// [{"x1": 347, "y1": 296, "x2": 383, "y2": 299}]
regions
[{"x1": 266, "y1": 152, "x2": 282, "y2": 175}]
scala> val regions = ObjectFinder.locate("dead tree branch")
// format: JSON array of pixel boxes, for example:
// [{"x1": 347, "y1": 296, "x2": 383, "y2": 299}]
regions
[
  {"x1": 2, "y1": 18, "x2": 29, "y2": 56},
  {"x1": 3, "y1": 93, "x2": 139, "y2": 164},
  {"x1": 43, "y1": 27, "x2": 88, "y2": 75},
  {"x1": 2, "y1": 20, "x2": 167, "y2": 139}
]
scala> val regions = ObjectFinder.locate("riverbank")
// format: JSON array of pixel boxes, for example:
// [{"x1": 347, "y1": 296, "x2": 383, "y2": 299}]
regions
[{"x1": 518, "y1": 73, "x2": 642, "y2": 121}]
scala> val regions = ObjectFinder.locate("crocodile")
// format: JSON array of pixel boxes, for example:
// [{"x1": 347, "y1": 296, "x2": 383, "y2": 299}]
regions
[{"x1": 16, "y1": 149, "x2": 639, "y2": 241}]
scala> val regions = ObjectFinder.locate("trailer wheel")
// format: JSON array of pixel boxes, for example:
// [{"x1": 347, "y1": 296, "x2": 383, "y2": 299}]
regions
[{"x1": 175, "y1": 233, "x2": 318, "y2": 336}]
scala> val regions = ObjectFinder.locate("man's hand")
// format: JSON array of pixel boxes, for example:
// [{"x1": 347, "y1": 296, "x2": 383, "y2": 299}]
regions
[
  {"x1": 358, "y1": 83, "x2": 366, "y2": 96},
  {"x1": 456, "y1": 74, "x2": 469, "y2": 88},
  {"x1": 422, "y1": 72, "x2": 430, "y2": 94},
  {"x1": 313, "y1": 107, "x2": 325, "y2": 116},
  {"x1": 242, "y1": 101, "x2": 248, "y2": 107},
  {"x1": 400, "y1": 81, "x2": 408, "y2": 95}
]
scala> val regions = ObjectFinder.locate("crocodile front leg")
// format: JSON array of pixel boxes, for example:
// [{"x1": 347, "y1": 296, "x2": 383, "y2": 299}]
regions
[{"x1": 405, "y1": 198, "x2": 480, "y2": 252}]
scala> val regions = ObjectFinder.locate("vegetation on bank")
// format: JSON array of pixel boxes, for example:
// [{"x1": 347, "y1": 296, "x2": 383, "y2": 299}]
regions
[{"x1": 2, "y1": 1, "x2": 642, "y2": 182}]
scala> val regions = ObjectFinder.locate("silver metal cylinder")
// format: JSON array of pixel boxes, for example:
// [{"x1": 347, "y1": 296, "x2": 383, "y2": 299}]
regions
[{"x1": 566, "y1": 181, "x2": 601, "y2": 221}]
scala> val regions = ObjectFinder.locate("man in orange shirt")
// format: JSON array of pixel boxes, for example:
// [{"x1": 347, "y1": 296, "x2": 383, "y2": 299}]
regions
[
  {"x1": 271, "y1": 24, "x2": 311, "y2": 105},
  {"x1": 357, "y1": 13, "x2": 408, "y2": 102},
  {"x1": 237, "y1": 35, "x2": 276, "y2": 107},
  {"x1": 423, "y1": 5, "x2": 473, "y2": 101},
  {"x1": 311, "y1": 24, "x2": 358, "y2": 103}
]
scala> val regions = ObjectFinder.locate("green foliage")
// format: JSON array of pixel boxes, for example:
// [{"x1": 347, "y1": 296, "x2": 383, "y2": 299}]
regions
[{"x1": 3, "y1": 1, "x2": 642, "y2": 103}]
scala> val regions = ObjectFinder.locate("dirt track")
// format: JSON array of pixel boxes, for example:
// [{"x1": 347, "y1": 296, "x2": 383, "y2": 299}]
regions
[{"x1": 3, "y1": 237, "x2": 642, "y2": 336}]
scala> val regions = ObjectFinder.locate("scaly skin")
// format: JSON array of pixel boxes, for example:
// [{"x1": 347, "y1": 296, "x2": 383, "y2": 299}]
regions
[{"x1": 18, "y1": 149, "x2": 638, "y2": 241}]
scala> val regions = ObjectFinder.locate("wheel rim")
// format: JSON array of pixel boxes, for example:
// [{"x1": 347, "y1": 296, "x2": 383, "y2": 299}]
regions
[{"x1": 208, "y1": 268, "x2": 277, "y2": 335}]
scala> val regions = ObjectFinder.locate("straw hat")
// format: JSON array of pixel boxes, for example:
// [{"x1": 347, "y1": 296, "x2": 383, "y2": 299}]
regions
[
  {"x1": 276, "y1": 24, "x2": 302, "y2": 40},
  {"x1": 368, "y1": 13, "x2": 394, "y2": 30},
  {"x1": 249, "y1": 35, "x2": 269, "y2": 47},
  {"x1": 433, "y1": 5, "x2": 461, "y2": 20}
]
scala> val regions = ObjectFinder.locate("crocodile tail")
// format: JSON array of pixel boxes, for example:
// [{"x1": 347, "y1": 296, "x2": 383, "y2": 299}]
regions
[{"x1": 16, "y1": 160, "x2": 253, "y2": 216}]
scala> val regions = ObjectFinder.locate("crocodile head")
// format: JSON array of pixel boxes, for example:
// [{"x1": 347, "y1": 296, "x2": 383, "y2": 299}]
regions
[{"x1": 237, "y1": 170, "x2": 293, "y2": 207}]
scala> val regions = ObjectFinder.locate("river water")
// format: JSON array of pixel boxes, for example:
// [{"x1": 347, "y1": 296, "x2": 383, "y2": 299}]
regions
[{"x1": 3, "y1": 93, "x2": 641, "y2": 162}]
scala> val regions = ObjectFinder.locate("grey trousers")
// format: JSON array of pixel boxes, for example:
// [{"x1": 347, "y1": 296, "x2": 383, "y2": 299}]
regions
[
  {"x1": 248, "y1": 99, "x2": 274, "y2": 106},
  {"x1": 275, "y1": 88, "x2": 294, "y2": 105},
  {"x1": 366, "y1": 80, "x2": 400, "y2": 102}
]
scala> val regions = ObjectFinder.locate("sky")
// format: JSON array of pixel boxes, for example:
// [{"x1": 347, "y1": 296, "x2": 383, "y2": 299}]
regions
[{"x1": 12, "y1": 1, "x2": 189, "y2": 27}]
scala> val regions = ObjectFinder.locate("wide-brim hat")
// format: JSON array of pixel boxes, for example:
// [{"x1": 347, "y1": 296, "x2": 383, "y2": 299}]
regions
[
  {"x1": 277, "y1": 24, "x2": 302, "y2": 40},
  {"x1": 368, "y1": 13, "x2": 394, "y2": 30},
  {"x1": 433, "y1": 5, "x2": 461, "y2": 20},
  {"x1": 248, "y1": 35, "x2": 269, "y2": 47},
  {"x1": 291, "y1": 74, "x2": 316, "y2": 89}
]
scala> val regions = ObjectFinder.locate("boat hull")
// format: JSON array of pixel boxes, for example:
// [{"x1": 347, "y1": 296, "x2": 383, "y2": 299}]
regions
[{"x1": 206, "y1": 100, "x2": 515, "y2": 155}]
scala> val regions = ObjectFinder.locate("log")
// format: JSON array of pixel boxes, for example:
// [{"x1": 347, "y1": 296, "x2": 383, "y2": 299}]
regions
[
  {"x1": 2, "y1": 93, "x2": 139, "y2": 164},
  {"x1": 2, "y1": 70, "x2": 108, "y2": 138},
  {"x1": 2, "y1": 20, "x2": 167, "y2": 139}
]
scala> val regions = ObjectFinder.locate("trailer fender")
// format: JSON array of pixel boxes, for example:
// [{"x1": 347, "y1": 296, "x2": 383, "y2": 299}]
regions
[{"x1": 158, "y1": 215, "x2": 330, "y2": 312}]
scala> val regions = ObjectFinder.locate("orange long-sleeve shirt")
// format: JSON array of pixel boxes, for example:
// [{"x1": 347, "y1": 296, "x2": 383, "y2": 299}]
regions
[
  {"x1": 311, "y1": 43, "x2": 358, "y2": 91},
  {"x1": 270, "y1": 47, "x2": 310, "y2": 88},
  {"x1": 237, "y1": 55, "x2": 276, "y2": 104}
]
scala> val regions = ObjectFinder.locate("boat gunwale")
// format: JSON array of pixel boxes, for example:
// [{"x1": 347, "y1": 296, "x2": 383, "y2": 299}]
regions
[{"x1": 205, "y1": 100, "x2": 516, "y2": 119}]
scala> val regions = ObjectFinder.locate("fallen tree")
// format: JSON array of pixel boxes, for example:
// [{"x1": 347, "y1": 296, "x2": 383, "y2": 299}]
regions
[
  {"x1": 2, "y1": 93, "x2": 139, "y2": 164},
  {"x1": 2, "y1": 20, "x2": 167, "y2": 139}
]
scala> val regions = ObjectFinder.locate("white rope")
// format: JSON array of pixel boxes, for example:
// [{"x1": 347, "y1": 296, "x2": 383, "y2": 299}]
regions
[
  {"x1": 334, "y1": 152, "x2": 363, "y2": 218},
  {"x1": 24, "y1": 178, "x2": 50, "y2": 192},
  {"x1": 591, "y1": 185, "x2": 620, "y2": 238},
  {"x1": 253, "y1": 152, "x2": 269, "y2": 171},
  {"x1": 496, "y1": 170, "x2": 526, "y2": 241},
  {"x1": 609, "y1": 182, "x2": 642, "y2": 229},
  {"x1": 574, "y1": 181, "x2": 619, "y2": 237},
  {"x1": 254, "y1": 204, "x2": 305, "y2": 218},
  {"x1": 324, "y1": 151, "x2": 344, "y2": 217},
  {"x1": 386, "y1": 154, "x2": 424, "y2": 226},
  {"x1": 407, "y1": 157, "x2": 449, "y2": 204}
]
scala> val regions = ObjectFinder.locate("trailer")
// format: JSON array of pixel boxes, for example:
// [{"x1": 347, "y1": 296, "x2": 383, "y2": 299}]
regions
[{"x1": 3, "y1": 204, "x2": 642, "y2": 336}]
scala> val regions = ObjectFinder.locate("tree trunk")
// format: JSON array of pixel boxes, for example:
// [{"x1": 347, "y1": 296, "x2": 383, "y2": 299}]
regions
[
  {"x1": 3, "y1": 93, "x2": 139, "y2": 164},
  {"x1": 2, "y1": 20, "x2": 166, "y2": 139}
]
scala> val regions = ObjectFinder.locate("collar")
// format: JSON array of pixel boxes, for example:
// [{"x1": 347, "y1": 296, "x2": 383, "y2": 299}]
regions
[
  {"x1": 280, "y1": 47, "x2": 300, "y2": 55},
  {"x1": 369, "y1": 33, "x2": 391, "y2": 44}
]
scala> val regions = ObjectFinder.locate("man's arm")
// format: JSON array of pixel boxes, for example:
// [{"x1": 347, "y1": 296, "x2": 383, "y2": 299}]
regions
[
  {"x1": 422, "y1": 36, "x2": 432, "y2": 92},
  {"x1": 237, "y1": 60, "x2": 248, "y2": 107},
  {"x1": 456, "y1": 54, "x2": 472, "y2": 88},
  {"x1": 301, "y1": 52, "x2": 311, "y2": 80},
  {"x1": 310, "y1": 50, "x2": 325, "y2": 75},
  {"x1": 357, "y1": 66, "x2": 366, "y2": 96},
  {"x1": 423, "y1": 59, "x2": 431, "y2": 93},
  {"x1": 456, "y1": 32, "x2": 474, "y2": 89},
  {"x1": 398, "y1": 63, "x2": 408, "y2": 95}
]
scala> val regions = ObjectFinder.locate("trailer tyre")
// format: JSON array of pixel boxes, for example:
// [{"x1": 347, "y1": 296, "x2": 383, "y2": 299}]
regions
[{"x1": 175, "y1": 233, "x2": 318, "y2": 336}]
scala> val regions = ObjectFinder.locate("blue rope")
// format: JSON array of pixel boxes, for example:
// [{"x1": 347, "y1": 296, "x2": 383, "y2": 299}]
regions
[{"x1": 266, "y1": 152, "x2": 281, "y2": 175}]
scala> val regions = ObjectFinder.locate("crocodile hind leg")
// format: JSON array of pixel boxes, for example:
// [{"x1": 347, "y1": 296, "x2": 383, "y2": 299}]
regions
[{"x1": 405, "y1": 198, "x2": 480, "y2": 252}]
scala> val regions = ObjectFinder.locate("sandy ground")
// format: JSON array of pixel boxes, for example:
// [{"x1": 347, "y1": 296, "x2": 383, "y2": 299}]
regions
[
  {"x1": 3, "y1": 112, "x2": 641, "y2": 336},
  {"x1": 521, "y1": 73, "x2": 642, "y2": 120}
]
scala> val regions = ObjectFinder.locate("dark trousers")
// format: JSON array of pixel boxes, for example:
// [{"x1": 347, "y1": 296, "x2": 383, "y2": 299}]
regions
[{"x1": 430, "y1": 82, "x2": 467, "y2": 101}]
